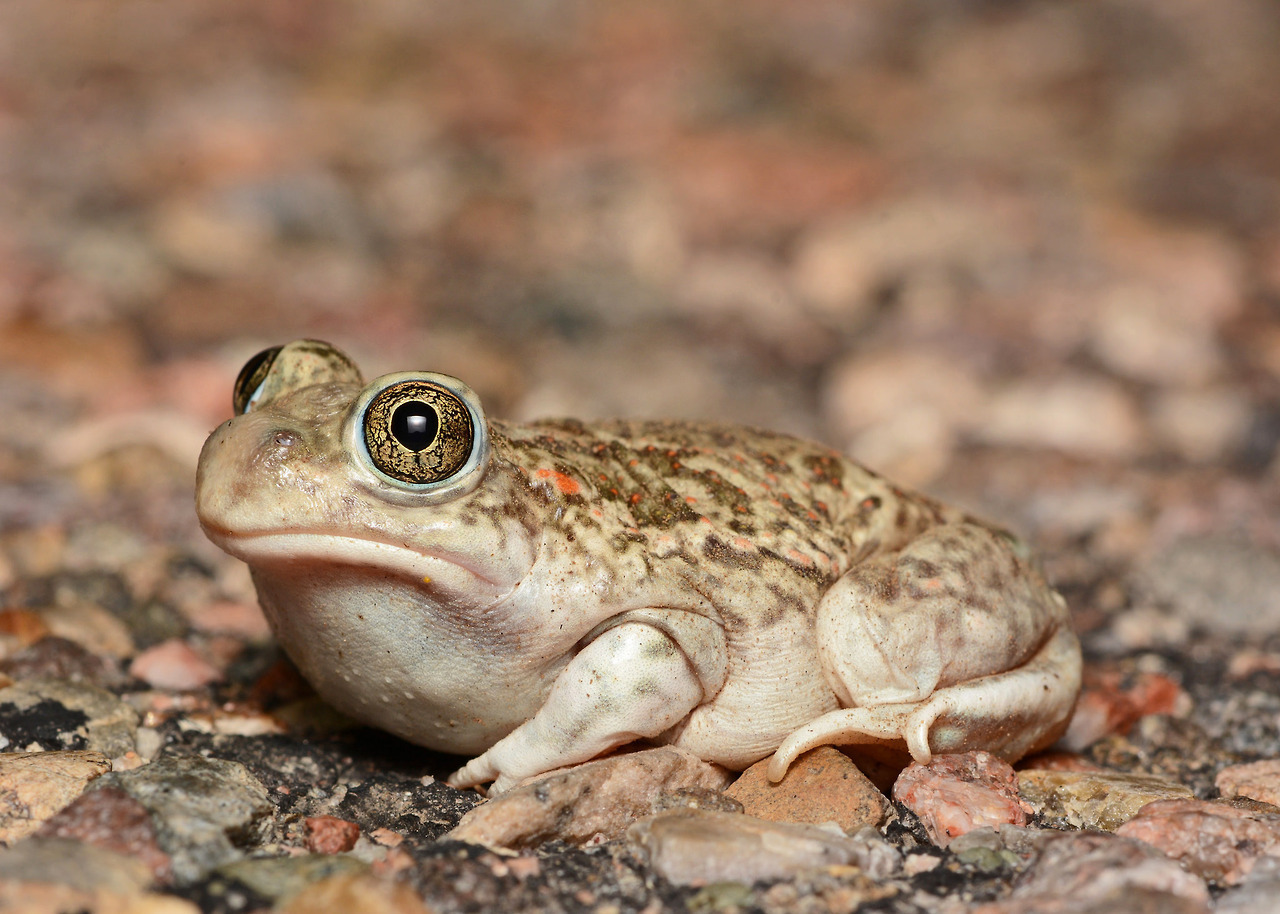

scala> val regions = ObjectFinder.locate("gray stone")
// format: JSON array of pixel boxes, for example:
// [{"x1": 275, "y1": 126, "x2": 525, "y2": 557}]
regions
[
  {"x1": 626, "y1": 808, "x2": 899, "y2": 886},
  {"x1": 0, "y1": 837, "x2": 151, "y2": 894},
  {"x1": 0, "y1": 677, "x2": 138, "y2": 757},
  {"x1": 98, "y1": 754, "x2": 272, "y2": 884}
]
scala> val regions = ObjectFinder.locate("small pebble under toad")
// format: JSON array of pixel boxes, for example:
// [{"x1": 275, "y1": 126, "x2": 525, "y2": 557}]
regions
[{"x1": 196, "y1": 340, "x2": 1081, "y2": 793}]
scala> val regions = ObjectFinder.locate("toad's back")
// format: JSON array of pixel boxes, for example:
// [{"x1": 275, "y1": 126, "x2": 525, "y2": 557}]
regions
[{"x1": 494, "y1": 417, "x2": 965, "y2": 626}]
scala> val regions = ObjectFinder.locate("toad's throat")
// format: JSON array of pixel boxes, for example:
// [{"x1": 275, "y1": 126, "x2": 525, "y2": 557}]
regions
[{"x1": 204, "y1": 530, "x2": 512, "y2": 597}]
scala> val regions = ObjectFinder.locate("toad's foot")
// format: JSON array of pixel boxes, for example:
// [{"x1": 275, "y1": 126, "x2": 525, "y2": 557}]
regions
[{"x1": 767, "y1": 624, "x2": 1080, "y2": 781}]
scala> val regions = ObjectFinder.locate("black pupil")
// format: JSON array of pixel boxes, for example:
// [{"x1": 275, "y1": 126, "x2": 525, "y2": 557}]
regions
[{"x1": 390, "y1": 401, "x2": 438, "y2": 452}]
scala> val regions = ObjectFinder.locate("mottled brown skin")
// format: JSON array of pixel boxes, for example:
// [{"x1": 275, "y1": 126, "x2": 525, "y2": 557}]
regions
[{"x1": 196, "y1": 341, "x2": 1082, "y2": 793}]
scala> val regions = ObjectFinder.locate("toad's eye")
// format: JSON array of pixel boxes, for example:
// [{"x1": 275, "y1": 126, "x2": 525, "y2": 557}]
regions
[
  {"x1": 363, "y1": 380, "x2": 474, "y2": 485},
  {"x1": 233, "y1": 345, "x2": 283, "y2": 414}
]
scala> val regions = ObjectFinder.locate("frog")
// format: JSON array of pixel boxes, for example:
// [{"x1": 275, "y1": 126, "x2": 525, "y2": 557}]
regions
[{"x1": 196, "y1": 339, "x2": 1081, "y2": 794}]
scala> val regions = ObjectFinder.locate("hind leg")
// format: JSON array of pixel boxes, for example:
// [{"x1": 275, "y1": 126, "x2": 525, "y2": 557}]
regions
[{"x1": 768, "y1": 522, "x2": 1080, "y2": 781}]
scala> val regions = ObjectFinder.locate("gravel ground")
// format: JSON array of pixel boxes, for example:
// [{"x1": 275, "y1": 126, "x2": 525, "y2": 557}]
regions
[{"x1": 1, "y1": 2, "x2": 1279, "y2": 912}]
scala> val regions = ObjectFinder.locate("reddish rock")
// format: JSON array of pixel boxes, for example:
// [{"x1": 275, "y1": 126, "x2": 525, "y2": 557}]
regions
[
  {"x1": 306, "y1": 815, "x2": 361, "y2": 854},
  {"x1": 1061, "y1": 666, "x2": 1189, "y2": 752},
  {"x1": 36, "y1": 786, "x2": 173, "y2": 884},
  {"x1": 128, "y1": 639, "x2": 223, "y2": 690},
  {"x1": 725, "y1": 746, "x2": 888, "y2": 833},
  {"x1": 1116, "y1": 797, "x2": 1280, "y2": 885},
  {"x1": 1216, "y1": 759, "x2": 1280, "y2": 808},
  {"x1": 893, "y1": 751, "x2": 1030, "y2": 848}
]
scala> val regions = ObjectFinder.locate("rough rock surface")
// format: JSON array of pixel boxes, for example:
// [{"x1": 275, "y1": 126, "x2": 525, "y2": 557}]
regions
[
  {"x1": 1018, "y1": 769, "x2": 1195, "y2": 831},
  {"x1": 725, "y1": 746, "x2": 889, "y2": 833},
  {"x1": 1116, "y1": 797, "x2": 1280, "y2": 886},
  {"x1": 95, "y1": 754, "x2": 272, "y2": 884},
  {"x1": 0, "y1": 750, "x2": 111, "y2": 843},
  {"x1": 447, "y1": 746, "x2": 730, "y2": 850},
  {"x1": 893, "y1": 751, "x2": 1029, "y2": 847},
  {"x1": 626, "y1": 808, "x2": 900, "y2": 886}
]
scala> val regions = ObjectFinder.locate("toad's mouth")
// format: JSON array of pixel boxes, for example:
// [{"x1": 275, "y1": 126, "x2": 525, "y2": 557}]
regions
[{"x1": 201, "y1": 528, "x2": 512, "y2": 597}]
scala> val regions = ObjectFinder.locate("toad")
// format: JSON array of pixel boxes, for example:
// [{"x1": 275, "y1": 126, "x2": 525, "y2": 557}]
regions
[{"x1": 196, "y1": 340, "x2": 1081, "y2": 793}]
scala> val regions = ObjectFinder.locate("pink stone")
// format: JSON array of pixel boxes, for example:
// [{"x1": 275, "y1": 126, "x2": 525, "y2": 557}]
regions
[
  {"x1": 128, "y1": 638, "x2": 223, "y2": 690},
  {"x1": 893, "y1": 751, "x2": 1030, "y2": 847},
  {"x1": 1116, "y1": 797, "x2": 1280, "y2": 886}
]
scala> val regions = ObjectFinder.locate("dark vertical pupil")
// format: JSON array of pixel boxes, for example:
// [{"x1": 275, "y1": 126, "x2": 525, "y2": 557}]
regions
[{"x1": 391, "y1": 402, "x2": 438, "y2": 451}]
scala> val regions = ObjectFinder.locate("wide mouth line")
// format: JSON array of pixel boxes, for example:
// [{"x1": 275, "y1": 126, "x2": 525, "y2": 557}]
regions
[{"x1": 205, "y1": 528, "x2": 504, "y2": 590}]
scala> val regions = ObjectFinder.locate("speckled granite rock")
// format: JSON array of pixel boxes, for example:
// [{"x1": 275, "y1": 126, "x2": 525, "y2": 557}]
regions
[
  {"x1": 448, "y1": 746, "x2": 730, "y2": 851},
  {"x1": 0, "y1": 749, "x2": 110, "y2": 843},
  {"x1": 0, "y1": 678, "x2": 138, "y2": 757},
  {"x1": 1116, "y1": 797, "x2": 1280, "y2": 885},
  {"x1": 1018, "y1": 769, "x2": 1195, "y2": 830},
  {"x1": 95, "y1": 754, "x2": 272, "y2": 884}
]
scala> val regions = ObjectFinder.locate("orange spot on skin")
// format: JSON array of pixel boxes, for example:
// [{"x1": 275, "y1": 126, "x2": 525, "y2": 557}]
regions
[
  {"x1": 629, "y1": 493, "x2": 642, "y2": 505},
  {"x1": 701, "y1": 517, "x2": 714, "y2": 525},
  {"x1": 733, "y1": 537, "x2": 755, "y2": 551},
  {"x1": 535, "y1": 468, "x2": 581, "y2": 496},
  {"x1": 787, "y1": 549, "x2": 814, "y2": 567},
  {"x1": 685, "y1": 496, "x2": 697, "y2": 504}
]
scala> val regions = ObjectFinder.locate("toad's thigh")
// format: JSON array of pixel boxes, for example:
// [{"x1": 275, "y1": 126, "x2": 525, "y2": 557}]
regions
[{"x1": 817, "y1": 522, "x2": 1067, "y2": 708}]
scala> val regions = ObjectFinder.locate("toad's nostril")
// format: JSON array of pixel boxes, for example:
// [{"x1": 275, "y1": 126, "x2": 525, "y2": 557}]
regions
[{"x1": 273, "y1": 431, "x2": 298, "y2": 447}]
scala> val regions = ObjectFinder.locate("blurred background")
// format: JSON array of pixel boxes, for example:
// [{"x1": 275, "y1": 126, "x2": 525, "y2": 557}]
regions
[{"x1": 1, "y1": 0, "x2": 1279, "y2": 657}]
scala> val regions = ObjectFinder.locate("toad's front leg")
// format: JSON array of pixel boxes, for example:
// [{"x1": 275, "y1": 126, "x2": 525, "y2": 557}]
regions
[{"x1": 446, "y1": 621, "x2": 705, "y2": 794}]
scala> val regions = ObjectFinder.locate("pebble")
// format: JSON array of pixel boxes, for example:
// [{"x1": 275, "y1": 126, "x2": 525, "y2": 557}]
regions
[
  {"x1": 98, "y1": 754, "x2": 272, "y2": 884},
  {"x1": 36, "y1": 785, "x2": 173, "y2": 883},
  {"x1": 447, "y1": 746, "x2": 731, "y2": 851},
  {"x1": 1060, "y1": 666, "x2": 1189, "y2": 752},
  {"x1": 305, "y1": 815, "x2": 362, "y2": 854},
  {"x1": 790, "y1": 193, "x2": 1010, "y2": 323},
  {"x1": 0, "y1": 677, "x2": 138, "y2": 757},
  {"x1": 1136, "y1": 535, "x2": 1280, "y2": 635},
  {"x1": 277, "y1": 871, "x2": 434, "y2": 914},
  {"x1": 1018, "y1": 769, "x2": 1195, "y2": 831},
  {"x1": 1214, "y1": 856, "x2": 1280, "y2": 914},
  {"x1": 214, "y1": 854, "x2": 369, "y2": 906},
  {"x1": 1115, "y1": 797, "x2": 1280, "y2": 886},
  {"x1": 1217, "y1": 759, "x2": 1280, "y2": 807},
  {"x1": 977, "y1": 375, "x2": 1145, "y2": 459},
  {"x1": 38, "y1": 602, "x2": 136, "y2": 660},
  {"x1": 892, "y1": 751, "x2": 1030, "y2": 848},
  {"x1": 182, "y1": 599, "x2": 271, "y2": 640},
  {"x1": 972, "y1": 831, "x2": 1210, "y2": 913},
  {"x1": 128, "y1": 639, "x2": 224, "y2": 691},
  {"x1": 0, "y1": 750, "x2": 111, "y2": 843},
  {"x1": 821, "y1": 348, "x2": 981, "y2": 485},
  {"x1": 625, "y1": 808, "x2": 899, "y2": 887},
  {"x1": 1149, "y1": 387, "x2": 1254, "y2": 463},
  {"x1": 724, "y1": 746, "x2": 888, "y2": 833},
  {"x1": 0, "y1": 836, "x2": 158, "y2": 896},
  {"x1": 0, "y1": 636, "x2": 123, "y2": 689}
]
